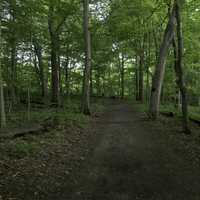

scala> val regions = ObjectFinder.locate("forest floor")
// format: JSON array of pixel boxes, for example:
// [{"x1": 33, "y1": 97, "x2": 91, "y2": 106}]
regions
[{"x1": 0, "y1": 100, "x2": 200, "y2": 200}]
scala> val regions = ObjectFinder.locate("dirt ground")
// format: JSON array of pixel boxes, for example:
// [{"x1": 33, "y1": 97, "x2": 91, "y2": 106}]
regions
[{"x1": 1, "y1": 100, "x2": 200, "y2": 200}]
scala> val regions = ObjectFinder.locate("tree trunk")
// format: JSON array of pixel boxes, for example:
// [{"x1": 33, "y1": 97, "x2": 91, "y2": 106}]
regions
[
  {"x1": 50, "y1": 35, "x2": 59, "y2": 105},
  {"x1": 146, "y1": 33, "x2": 151, "y2": 103},
  {"x1": 120, "y1": 54, "x2": 125, "y2": 99},
  {"x1": 153, "y1": 29, "x2": 159, "y2": 60},
  {"x1": 33, "y1": 40, "x2": 47, "y2": 100},
  {"x1": 48, "y1": 5, "x2": 60, "y2": 105},
  {"x1": 27, "y1": 87, "x2": 31, "y2": 121},
  {"x1": 58, "y1": 54, "x2": 62, "y2": 98},
  {"x1": 96, "y1": 70, "x2": 101, "y2": 96},
  {"x1": 161, "y1": 85, "x2": 165, "y2": 104},
  {"x1": 108, "y1": 64, "x2": 112, "y2": 97},
  {"x1": 10, "y1": 42, "x2": 17, "y2": 105},
  {"x1": 146, "y1": 67, "x2": 150, "y2": 103},
  {"x1": 90, "y1": 67, "x2": 93, "y2": 97},
  {"x1": 65, "y1": 55, "x2": 70, "y2": 97},
  {"x1": 0, "y1": 8, "x2": 6, "y2": 128},
  {"x1": 174, "y1": 1, "x2": 190, "y2": 134},
  {"x1": 102, "y1": 72, "x2": 106, "y2": 97},
  {"x1": 139, "y1": 52, "x2": 144, "y2": 102},
  {"x1": 173, "y1": 39, "x2": 180, "y2": 110},
  {"x1": 8, "y1": 1, "x2": 18, "y2": 107},
  {"x1": 82, "y1": 0, "x2": 91, "y2": 115},
  {"x1": 135, "y1": 55, "x2": 139, "y2": 101},
  {"x1": 149, "y1": 4, "x2": 176, "y2": 118}
]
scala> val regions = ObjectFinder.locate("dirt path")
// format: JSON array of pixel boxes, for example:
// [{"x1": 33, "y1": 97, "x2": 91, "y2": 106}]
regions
[
  {"x1": 63, "y1": 101, "x2": 200, "y2": 200},
  {"x1": 1, "y1": 101, "x2": 200, "y2": 200}
]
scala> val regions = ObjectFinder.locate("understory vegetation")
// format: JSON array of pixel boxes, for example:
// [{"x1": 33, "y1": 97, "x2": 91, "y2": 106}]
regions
[
  {"x1": 0, "y1": 0, "x2": 199, "y2": 198},
  {"x1": 0, "y1": 0, "x2": 199, "y2": 133}
]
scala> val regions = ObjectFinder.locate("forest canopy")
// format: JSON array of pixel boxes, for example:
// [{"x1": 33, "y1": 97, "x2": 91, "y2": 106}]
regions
[
  {"x1": 0, "y1": 0, "x2": 199, "y2": 132},
  {"x1": 1, "y1": 1, "x2": 200, "y2": 199}
]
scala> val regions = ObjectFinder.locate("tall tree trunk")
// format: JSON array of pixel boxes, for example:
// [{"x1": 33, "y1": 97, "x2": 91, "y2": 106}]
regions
[
  {"x1": 82, "y1": 0, "x2": 91, "y2": 115},
  {"x1": 174, "y1": 1, "x2": 190, "y2": 134},
  {"x1": 149, "y1": 4, "x2": 176, "y2": 118},
  {"x1": 0, "y1": 83, "x2": 6, "y2": 128},
  {"x1": 65, "y1": 55, "x2": 70, "y2": 97},
  {"x1": 0, "y1": 65, "x2": 6, "y2": 128},
  {"x1": 146, "y1": 66, "x2": 150, "y2": 103},
  {"x1": 10, "y1": 42, "x2": 17, "y2": 105},
  {"x1": 161, "y1": 85, "x2": 165, "y2": 104},
  {"x1": 48, "y1": 5, "x2": 60, "y2": 105},
  {"x1": 173, "y1": 39, "x2": 179, "y2": 109},
  {"x1": 108, "y1": 64, "x2": 112, "y2": 97},
  {"x1": 50, "y1": 35, "x2": 59, "y2": 105},
  {"x1": 138, "y1": 51, "x2": 144, "y2": 102},
  {"x1": 153, "y1": 29, "x2": 159, "y2": 60},
  {"x1": 120, "y1": 54, "x2": 125, "y2": 99},
  {"x1": 135, "y1": 55, "x2": 139, "y2": 101},
  {"x1": 146, "y1": 33, "x2": 151, "y2": 103},
  {"x1": 90, "y1": 67, "x2": 93, "y2": 97},
  {"x1": 96, "y1": 70, "x2": 100, "y2": 96},
  {"x1": 102, "y1": 72, "x2": 106, "y2": 97},
  {"x1": 0, "y1": 7, "x2": 6, "y2": 127},
  {"x1": 27, "y1": 87, "x2": 31, "y2": 121},
  {"x1": 9, "y1": 1, "x2": 17, "y2": 106},
  {"x1": 33, "y1": 40, "x2": 47, "y2": 100},
  {"x1": 58, "y1": 51, "x2": 63, "y2": 101}
]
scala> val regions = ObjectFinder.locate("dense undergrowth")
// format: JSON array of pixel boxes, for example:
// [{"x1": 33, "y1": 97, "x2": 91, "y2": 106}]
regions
[
  {"x1": 133, "y1": 101, "x2": 200, "y2": 121},
  {"x1": 6, "y1": 97, "x2": 104, "y2": 129},
  {"x1": 0, "y1": 97, "x2": 105, "y2": 159}
]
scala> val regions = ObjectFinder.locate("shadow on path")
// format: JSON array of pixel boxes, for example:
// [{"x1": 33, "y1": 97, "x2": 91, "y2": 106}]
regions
[{"x1": 62, "y1": 102, "x2": 200, "y2": 200}]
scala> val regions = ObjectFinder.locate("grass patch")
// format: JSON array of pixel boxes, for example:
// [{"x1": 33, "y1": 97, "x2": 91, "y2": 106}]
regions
[
  {"x1": 91, "y1": 103, "x2": 105, "y2": 114},
  {"x1": 6, "y1": 99, "x2": 92, "y2": 129},
  {"x1": 5, "y1": 140, "x2": 40, "y2": 158},
  {"x1": 0, "y1": 97, "x2": 105, "y2": 160},
  {"x1": 132, "y1": 102, "x2": 148, "y2": 113},
  {"x1": 133, "y1": 102, "x2": 200, "y2": 122}
]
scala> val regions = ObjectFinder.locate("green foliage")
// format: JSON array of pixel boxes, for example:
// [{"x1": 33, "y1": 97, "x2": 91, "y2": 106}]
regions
[
  {"x1": 134, "y1": 102, "x2": 200, "y2": 122},
  {"x1": 6, "y1": 99, "x2": 90, "y2": 128},
  {"x1": 7, "y1": 140, "x2": 40, "y2": 158},
  {"x1": 0, "y1": 0, "x2": 199, "y2": 126}
]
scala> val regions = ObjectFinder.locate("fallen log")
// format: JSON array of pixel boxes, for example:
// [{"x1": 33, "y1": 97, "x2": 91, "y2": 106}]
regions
[
  {"x1": 0, "y1": 124, "x2": 45, "y2": 140},
  {"x1": 189, "y1": 117, "x2": 200, "y2": 126},
  {"x1": 160, "y1": 111, "x2": 175, "y2": 117},
  {"x1": 160, "y1": 111, "x2": 200, "y2": 126}
]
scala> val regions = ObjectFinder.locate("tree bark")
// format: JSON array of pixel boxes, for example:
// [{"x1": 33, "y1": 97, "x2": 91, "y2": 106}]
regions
[
  {"x1": 82, "y1": 0, "x2": 91, "y2": 115},
  {"x1": 65, "y1": 54, "x2": 70, "y2": 97},
  {"x1": 153, "y1": 29, "x2": 159, "y2": 60},
  {"x1": 48, "y1": 5, "x2": 61, "y2": 105},
  {"x1": 58, "y1": 54, "x2": 62, "y2": 98},
  {"x1": 149, "y1": 4, "x2": 176, "y2": 118},
  {"x1": 27, "y1": 88, "x2": 31, "y2": 121},
  {"x1": 135, "y1": 55, "x2": 139, "y2": 101},
  {"x1": 0, "y1": 6, "x2": 6, "y2": 127},
  {"x1": 96, "y1": 69, "x2": 101, "y2": 96},
  {"x1": 120, "y1": 54, "x2": 125, "y2": 99},
  {"x1": 138, "y1": 51, "x2": 144, "y2": 102},
  {"x1": 90, "y1": 67, "x2": 93, "y2": 97},
  {"x1": 9, "y1": 1, "x2": 17, "y2": 106},
  {"x1": 33, "y1": 39, "x2": 47, "y2": 100},
  {"x1": 50, "y1": 35, "x2": 60, "y2": 105},
  {"x1": 146, "y1": 32, "x2": 151, "y2": 103},
  {"x1": 10, "y1": 42, "x2": 17, "y2": 105},
  {"x1": 174, "y1": 1, "x2": 190, "y2": 134}
]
